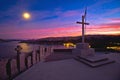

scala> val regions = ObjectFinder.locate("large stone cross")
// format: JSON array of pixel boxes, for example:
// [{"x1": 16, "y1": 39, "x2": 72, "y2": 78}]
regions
[{"x1": 76, "y1": 15, "x2": 89, "y2": 43}]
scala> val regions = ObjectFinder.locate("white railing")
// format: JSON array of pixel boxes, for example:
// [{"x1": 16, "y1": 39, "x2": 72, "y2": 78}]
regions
[{"x1": 0, "y1": 45, "x2": 54, "y2": 80}]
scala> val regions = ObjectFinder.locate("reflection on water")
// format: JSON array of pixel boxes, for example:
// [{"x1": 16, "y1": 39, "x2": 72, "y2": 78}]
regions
[{"x1": 18, "y1": 43, "x2": 33, "y2": 53}]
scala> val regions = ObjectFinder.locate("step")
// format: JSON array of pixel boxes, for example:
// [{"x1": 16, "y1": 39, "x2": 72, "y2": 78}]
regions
[
  {"x1": 78, "y1": 55, "x2": 108, "y2": 63},
  {"x1": 74, "y1": 57, "x2": 115, "y2": 68}
]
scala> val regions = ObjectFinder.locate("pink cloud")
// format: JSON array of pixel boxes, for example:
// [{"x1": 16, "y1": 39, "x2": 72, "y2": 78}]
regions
[
  {"x1": 107, "y1": 18, "x2": 120, "y2": 23},
  {"x1": 0, "y1": 26, "x2": 80, "y2": 39},
  {"x1": 1, "y1": 21, "x2": 120, "y2": 39}
]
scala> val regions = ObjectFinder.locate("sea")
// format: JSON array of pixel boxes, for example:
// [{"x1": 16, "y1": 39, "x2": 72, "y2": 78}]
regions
[
  {"x1": 0, "y1": 41, "x2": 65, "y2": 59},
  {"x1": 0, "y1": 41, "x2": 39, "y2": 59}
]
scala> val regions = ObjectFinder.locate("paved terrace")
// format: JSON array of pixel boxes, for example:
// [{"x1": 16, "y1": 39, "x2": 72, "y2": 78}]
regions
[{"x1": 14, "y1": 53, "x2": 120, "y2": 80}]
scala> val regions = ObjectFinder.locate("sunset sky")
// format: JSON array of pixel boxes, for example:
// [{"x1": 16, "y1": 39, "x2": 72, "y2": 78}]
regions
[{"x1": 0, "y1": 0, "x2": 120, "y2": 39}]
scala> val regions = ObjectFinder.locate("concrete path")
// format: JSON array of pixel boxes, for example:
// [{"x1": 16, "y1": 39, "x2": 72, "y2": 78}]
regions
[{"x1": 14, "y1": 58, "x2": 120, "y2": 80}]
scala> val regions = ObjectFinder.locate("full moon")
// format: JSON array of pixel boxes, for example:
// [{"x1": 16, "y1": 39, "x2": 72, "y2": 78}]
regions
[{"x1": 23, "y1": 12, "x2": 31, "y2": 19}]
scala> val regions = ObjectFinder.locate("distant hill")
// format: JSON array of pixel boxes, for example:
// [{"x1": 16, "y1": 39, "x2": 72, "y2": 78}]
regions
[
  {"x1": 0, "y1": 39, "x2": 7, "y2": 42},
  {"x1": 40, "y1": 35, "x2": 120, "y2": 42},
  {"x1": 20, "y1": 35, "x2": 120, "y2": 46}
]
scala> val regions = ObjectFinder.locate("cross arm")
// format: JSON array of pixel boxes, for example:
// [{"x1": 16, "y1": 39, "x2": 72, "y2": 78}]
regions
[{"x1": 76, "y1": 21, "x2": 89, "y2": 25}]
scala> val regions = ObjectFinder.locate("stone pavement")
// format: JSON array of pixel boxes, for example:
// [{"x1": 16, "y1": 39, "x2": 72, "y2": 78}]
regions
[{"x1": 14, "y1": 58, "x2": 120, "y2": 80}]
